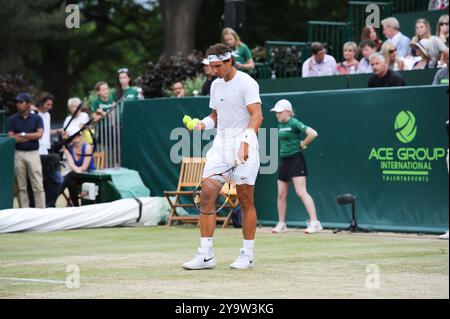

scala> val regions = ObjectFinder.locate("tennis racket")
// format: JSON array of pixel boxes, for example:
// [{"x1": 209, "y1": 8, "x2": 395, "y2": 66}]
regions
[{"x1": 193, "y1": 163, "x2": 238, "y2": 216}]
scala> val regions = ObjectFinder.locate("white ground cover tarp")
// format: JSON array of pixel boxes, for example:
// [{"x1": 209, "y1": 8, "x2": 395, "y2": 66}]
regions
[{"x1": 0, "y1": 197, "x2": 174, "y2": 233}]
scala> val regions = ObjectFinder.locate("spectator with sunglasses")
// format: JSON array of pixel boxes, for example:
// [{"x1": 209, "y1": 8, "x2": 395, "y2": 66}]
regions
[
  {"x1": 60, "y1": 126, "x2": 95, "y2": 206},
  {"x1": 381, "y1": 42, "x2": 405, "y2": 71},
  {"x1": 437, "y1": 14, "x2": 449, "y2": 46}
]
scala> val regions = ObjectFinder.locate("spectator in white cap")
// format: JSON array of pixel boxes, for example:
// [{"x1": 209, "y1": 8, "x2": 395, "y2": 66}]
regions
[
  {"x1": 200, "y1": 58, "x2": 217, "y2": 96},
  {"x1": 270, "y1": 99, "x2": 322, "y2": 234}
]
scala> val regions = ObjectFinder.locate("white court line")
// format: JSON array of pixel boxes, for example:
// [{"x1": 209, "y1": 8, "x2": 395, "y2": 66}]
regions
[{"x1": 0, "y1": 277, "x2": 66, "y2": 285}]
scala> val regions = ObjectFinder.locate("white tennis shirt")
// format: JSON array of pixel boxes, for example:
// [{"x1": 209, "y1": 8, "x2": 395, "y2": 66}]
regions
[{"x1": 209, "y1": 70, "x2": 261, "y2": 145}]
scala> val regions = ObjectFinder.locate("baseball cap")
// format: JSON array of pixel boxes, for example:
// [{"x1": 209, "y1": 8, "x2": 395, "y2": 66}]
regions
[
  {"x1": 66, "y1": 126, "x2": 82, "y2": 137},
  {"x1": 15, "y1": 93, "x2": 32, "y2": 102},
  {"x1": 270, "y1": 99, "x2": 293, "y2": 112}
]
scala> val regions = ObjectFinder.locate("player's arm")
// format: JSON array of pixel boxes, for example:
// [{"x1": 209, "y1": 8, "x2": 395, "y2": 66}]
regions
[
  {"x1": 237, "y1": 103, "x2": 263, "y2": 163},
  {"x1": 195, "y1": 110, "x2": 217, "y2": 130},
  {"x1": 246, "y1": 102, "x2": 263, "y2": 133},
  {"x1": 300, "y1": 127, "x2": 318, "y2": 150}
]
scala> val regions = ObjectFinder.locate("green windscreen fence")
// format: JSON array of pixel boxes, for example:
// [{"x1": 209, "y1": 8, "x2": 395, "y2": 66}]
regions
[
  {"x1": 0, "y1": 137, "x2": 15, "y2": 210},
  {"x1": 123, "y1": 85, "x2": 449, "y2": 233}
]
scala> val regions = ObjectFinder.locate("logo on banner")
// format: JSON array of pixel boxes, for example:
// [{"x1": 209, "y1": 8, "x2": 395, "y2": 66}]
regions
[{"x1": 369, "y1": 110, "x2": 446, "y2": 183}]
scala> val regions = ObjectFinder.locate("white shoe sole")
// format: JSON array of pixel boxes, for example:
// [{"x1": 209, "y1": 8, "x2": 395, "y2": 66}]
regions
[
  {"x1": 230, "y1": 264, "x2": 254, "y2": 269},
  {"x1": 182, "y1": 264, "x2": 216, "y2": 270}
]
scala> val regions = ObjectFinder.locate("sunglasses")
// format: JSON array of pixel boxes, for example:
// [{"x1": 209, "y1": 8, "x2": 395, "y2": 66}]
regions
[
  {"x1": 117, "y1": 68, "x2": 129, "y2": 73},
  {"x1": 389, "y1": 49, "x2": 397, "y2": 53},
  {"x1": 439, "y1": 22, "x2": 449, "y2": 26}
]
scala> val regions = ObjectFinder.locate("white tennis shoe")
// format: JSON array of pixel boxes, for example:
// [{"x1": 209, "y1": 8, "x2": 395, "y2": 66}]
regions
[
  {"x1": 272, "y1": 222, "x2": 287, "y2": 233},
  {"x1": 182, "y1": 248, "x2": 216, "y2": 270},
  {"x1": 439, "y1": 231, "x2": 449, "y2": 240},
  {"x1": 230, "y1": 249, "x2": 254, "y2": 269},
  {"x1": 305, "y1": 220, "x2": 323, "y2": 234}
]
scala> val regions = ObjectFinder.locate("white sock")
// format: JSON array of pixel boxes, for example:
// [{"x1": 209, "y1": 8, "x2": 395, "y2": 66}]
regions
[
  {"x1": 200, "y1": 237, "x2": 213, "y2": 255},
  {"x1": 243, "y1": 239, "x2": 254, "y2": 255}
]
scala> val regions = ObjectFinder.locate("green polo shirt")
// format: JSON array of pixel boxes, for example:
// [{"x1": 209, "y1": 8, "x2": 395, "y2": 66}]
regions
[
  {"x1": 278, "y1": 117, "x2": 309, "y2": 158},
  {"x1": 91, "y1": 96, "x2": 115, "y2": 113}
]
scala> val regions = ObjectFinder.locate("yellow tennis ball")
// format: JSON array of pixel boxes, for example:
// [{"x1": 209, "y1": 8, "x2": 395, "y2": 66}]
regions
[
  {"x1": 191, "y1": 118, "x2": 200, "y2": 129},
  {"x1": 183, "y1": 115, "x2": 192, "y2": 126},
  {"x1": 186, "y1": 120, "x2": 195, "y2": 130}
]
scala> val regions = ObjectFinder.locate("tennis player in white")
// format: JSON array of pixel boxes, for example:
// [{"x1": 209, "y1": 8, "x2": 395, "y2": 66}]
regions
[{"x1": 183, "y1": 43, "x2": 263, "y2": 270}]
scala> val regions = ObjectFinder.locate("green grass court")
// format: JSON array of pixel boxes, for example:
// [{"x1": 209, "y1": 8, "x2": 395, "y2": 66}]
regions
[{"x1": 0, "y1": 226, "x2": 448, "y2": 299}]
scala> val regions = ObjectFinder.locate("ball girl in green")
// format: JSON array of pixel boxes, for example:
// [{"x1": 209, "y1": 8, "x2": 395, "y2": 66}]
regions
[{"x1": 270, "y1": 99, "x2": 323, "y2": 234}]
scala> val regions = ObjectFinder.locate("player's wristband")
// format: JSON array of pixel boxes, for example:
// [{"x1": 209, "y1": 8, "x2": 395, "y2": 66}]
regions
[
  {"x1": 201, "y1": 116, "x2": 215, "y2": 130},
  {"x1": 241, "y1": 128, "x2": 257, "y2": 146}
]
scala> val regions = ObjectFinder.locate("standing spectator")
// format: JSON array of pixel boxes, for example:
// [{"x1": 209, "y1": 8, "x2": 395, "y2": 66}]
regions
[
  {"x1": 201, "y1": 58, "x2": 217, "y2": 96},
  {"x1": 336, "y1": 42, "x2": 359, "y2": 75},
  {"x1": 63, "y1": 97, "x2": 92, "y2": 145},
  {"x1": 433, "y1": 48, "x2": 449, "y2": 84},
  {"x1": 60, "y1": 126, "x2": 96, "y2": 207},
  {"x1": 381, "y1": 42, "x2": 405, "y2": 71},
  {"x1": 113, "y1": 67, "x2": 143, "y2": 102},
  {"x1": 410, "y1": 41, "x2": 432, "y2": 69},
  {"x1": 361, "y1": 26, "x2": 383, "y2": 52},
  {"x1": 381, "y1": 17, "x2": 411, "y2": 57},
  {"x1": 428, "y1": 0, "x2": 448, "y2": 10},
  {"x1": 302, "y1": 42, "x2": 337, "y2": 78},
  {"x1": 35, "y1": 93, "x2": 63, "y2": 208},
  {"x1": 91, "y1": 81, "x2": 116, "y2": 120},
  {"x1": 357, "y1": 40, "x2": 376, "y2": 74},
  {"x1": 222, "y1": 27, "x2": 255, "y2": 72},
  {"x1": 436, "y1": 14, "x2": 449, "y2": 47},
  {"x1": 368, "y1": 53, "x2": 406, "y2": 87},
  {"x1": 171, "y1": 81, "x2": 186, "y2": 98},
  {"x1": 7, "y1": 93, "x2": 45, "y2": 208}
]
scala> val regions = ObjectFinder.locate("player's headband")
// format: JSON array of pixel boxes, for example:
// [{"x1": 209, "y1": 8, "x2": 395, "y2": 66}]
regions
[{"x1": 206, "y1": 52, "x2": 239, "y2": 64}]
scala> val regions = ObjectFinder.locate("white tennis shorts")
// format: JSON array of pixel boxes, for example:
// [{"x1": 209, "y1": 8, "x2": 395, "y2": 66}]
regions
[{"x1": 202, "y1": 134, "x2": 260, "y2": 185}]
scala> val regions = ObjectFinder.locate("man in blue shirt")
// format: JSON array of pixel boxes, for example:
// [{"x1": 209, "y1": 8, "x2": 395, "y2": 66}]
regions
[{"x1": 7, "y1": 93, "x2": 46, "y2": 208}]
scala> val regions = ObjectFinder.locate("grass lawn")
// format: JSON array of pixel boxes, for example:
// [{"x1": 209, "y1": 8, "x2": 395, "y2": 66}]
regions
[{"x1": 0, "y1": 226, "x2": 448, "y2": 299}]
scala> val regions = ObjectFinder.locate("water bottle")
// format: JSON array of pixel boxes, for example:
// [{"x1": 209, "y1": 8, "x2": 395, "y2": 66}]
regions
[{"x1": 271, "y1": 70, "x2": 277, "y2": 80}]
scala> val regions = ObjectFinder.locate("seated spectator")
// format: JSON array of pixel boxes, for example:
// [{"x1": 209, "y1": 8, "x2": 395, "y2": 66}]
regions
[
  {"x1": 172, "y1": 81, "x2": 186, "y2": 98},
  {"x1": 436, "y1": 14, "x2": 449, "y2": 47},
  {"x1": 381, "y1": 17, "x2": 411, "y2": 57},
  {"x1": 409, "y1": 18, "x2": 446, "y2": 67},
  {"x1": 91, "y1": 81, "x2": 116, "y2": 121},
  {"x1": 381, "y1": 42, "x2": 405, "y2": 71},
  {"x1": 7, "y1": 93, "x2": 45, "y2": 208},
  {"x1": 222, "y1": 27, "x2": 255, "y2": 72},
  {"x1": 368, "y1": 53, "x2": 406, "y2": 87},
  {"x1": 60, "y1": 126, "x2": 96, "y2": 207},
  {"x1": 361, "y1": 26, "x2": 383, "y2": 52},
  {"x1": 336, "y1": 42, "x2": 359, "y2": 75},
  {"x1": 410, "y1": 41, "x2": 432, "y2": 69},
  {"x1": 201, "y1": 58, "x2": 217, "y2": 96},
  {"x1": 428, "y1": 0, "x2": 448, "y2": 10},
  {"x1": 357, "y1": 40, "x2": 376, "y2": 74},
  {"x1": 433, "y1": 48, "x2": 449, "y2": 84},
  {"x1": 302, "y1": 42, "x2": 337, "y2": 78}
]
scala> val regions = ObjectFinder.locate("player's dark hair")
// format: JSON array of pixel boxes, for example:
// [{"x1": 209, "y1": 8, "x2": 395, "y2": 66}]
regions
[{"x1": 206, "y1": 43, "x2": 235, "y2": 66}]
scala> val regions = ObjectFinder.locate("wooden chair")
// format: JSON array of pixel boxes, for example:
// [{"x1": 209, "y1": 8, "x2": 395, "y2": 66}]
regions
[
  {"x1": 164, "y1": 157, "x2": 239, "y2": 228},
  {"x1": 93, "y1": 151, "x2": 105, "y2": 170}
]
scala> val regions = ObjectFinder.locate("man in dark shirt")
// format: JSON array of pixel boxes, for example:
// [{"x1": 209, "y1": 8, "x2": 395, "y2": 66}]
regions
[
  {"x1": 201, "y1": 58, "x2": 217, "y2": 96},
  {"x1": 368, "y1": 53, "x2": 406, "y2": 88},
  {"x1": 7, "y1": 93, "x2": 46, "y2": 208}
]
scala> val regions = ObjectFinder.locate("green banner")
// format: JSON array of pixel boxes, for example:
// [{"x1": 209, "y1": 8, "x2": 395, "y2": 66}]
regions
[
  {"x1": 123, "y1": 85, "x2": 449, "y2": 233},
  {"x1": 0, "y1": 137, "x2": 15, "y2": 210}
]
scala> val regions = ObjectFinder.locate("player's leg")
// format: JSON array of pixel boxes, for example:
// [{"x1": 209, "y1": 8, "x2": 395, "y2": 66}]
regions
[
  {"x1": 292, "y1": 176, "x2": 322, "y2": 234},
  {"x1": 183, "y1": 152, "x2": 225, "y2": 270},
  {"x1": 272, "y1": 180, "x2": 289, "y2": 233}
]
